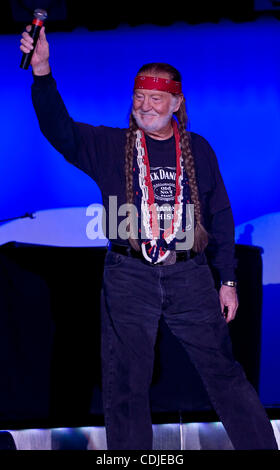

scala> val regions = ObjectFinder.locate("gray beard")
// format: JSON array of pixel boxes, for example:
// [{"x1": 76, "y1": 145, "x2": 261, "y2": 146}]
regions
[{"x1": 132, "y1": 109, "x2": 174, "y2": 133}]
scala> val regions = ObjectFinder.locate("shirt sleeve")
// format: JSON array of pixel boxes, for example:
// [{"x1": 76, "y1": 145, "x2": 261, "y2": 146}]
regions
[
  {"x1": 206, "y1": 207, "x2": 238, "y2": 282},
  {"x1": 194, "y1": 135, "x2": 237, "y2": 282}
]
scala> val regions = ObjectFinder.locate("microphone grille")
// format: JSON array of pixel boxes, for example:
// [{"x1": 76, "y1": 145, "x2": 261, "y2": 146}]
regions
[{"x1": 34, "y1": 9, "x2": 48, "y2": 21}]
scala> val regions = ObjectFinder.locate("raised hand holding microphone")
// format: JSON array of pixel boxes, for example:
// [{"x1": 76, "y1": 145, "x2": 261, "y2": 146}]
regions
[{"x1": 20, "y1": 12, "x2": 50, "y2": 76}]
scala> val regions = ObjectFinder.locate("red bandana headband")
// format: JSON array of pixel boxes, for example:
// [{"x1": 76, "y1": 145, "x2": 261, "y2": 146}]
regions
[{"x1": 134, "y1": 75, "x2": 182, "y2": 95}]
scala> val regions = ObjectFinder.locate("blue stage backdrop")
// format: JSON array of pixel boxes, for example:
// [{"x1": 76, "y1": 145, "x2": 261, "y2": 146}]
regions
[{"x1": 0, "y1": 18, "x2": 279, "y2": 405}]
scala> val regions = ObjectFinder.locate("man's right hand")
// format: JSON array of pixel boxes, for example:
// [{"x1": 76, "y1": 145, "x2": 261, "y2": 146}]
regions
[{"x1": 20, "y1": 25, "x2": 50, "y2": 76}]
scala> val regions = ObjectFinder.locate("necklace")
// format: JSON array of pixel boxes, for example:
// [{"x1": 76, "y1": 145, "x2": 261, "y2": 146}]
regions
[{"x1": 135, "y1": 120, "x2": 184, "y2": 264}]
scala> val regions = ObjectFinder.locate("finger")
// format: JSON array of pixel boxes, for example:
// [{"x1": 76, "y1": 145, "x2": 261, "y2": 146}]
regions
[
  {"x1": 225, "y1": 311, "x2": 232, "y2": 323},
  {"x1": 20, "y1": 44, "x2": 32, "y2": 54},
  {"x1": 226, "y1": 306, "x2": 237, "y2": 323},
  {"x1": 22, "y1": 31, "x2": 33, "y2": 43},
  {"x1": 26, "y1": 24, "x2": 32, "y2": 33},
  {"x1": 219, "y1": 300, "x2": 227, "y2": 319},
  {"x1": 20, "y1": 33, "x2": 34, "y2": 47},
  {"x1": 221, "y1": 305, "x2": 228, "y2": 321},
  {"x1": 20, "y1": 41, "x2": 33, "y2": 53},
  {"x1": 39, "y1": 26, "x2": 46, "y2": 40},
  {"x1": 21, "y1": 37, "x2": 33, "y2": 48}
]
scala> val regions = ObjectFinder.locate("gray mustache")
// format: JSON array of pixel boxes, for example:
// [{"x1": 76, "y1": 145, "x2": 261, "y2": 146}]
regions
[{"x1": 139, "y1": 112, "x2": 159, "y2": 116}]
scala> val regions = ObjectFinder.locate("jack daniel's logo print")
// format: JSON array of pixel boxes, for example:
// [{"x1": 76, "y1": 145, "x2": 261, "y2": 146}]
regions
[
  {"x1": 150, "y1": 166, "x2": 176, "y2": 231},
  {"x1": 150, "y1": 166, "x2": 176, "y2": 202}
]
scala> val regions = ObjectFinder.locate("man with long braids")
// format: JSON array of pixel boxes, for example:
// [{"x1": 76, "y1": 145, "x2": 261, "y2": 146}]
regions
[{"x1": 20, "y1": 27, "x2": 278, "y2": 450}]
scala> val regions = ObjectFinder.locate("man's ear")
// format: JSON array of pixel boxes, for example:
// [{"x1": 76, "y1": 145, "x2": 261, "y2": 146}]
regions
[{"x1": 172, "y1": 94, "x2": 184, "y2": 113}]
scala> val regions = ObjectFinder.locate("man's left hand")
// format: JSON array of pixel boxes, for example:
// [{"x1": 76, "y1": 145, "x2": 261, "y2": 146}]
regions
[{"x1": 219, "y1": 285, "x2": 239, "y2": 323}]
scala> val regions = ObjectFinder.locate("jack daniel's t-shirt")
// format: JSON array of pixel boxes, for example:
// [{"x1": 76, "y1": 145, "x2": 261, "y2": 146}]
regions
[{"x1": 134, "y1": 134, "x2": 191, "y2": 242}]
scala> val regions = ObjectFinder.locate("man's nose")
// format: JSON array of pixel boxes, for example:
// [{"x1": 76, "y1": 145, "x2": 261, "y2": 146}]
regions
[{"x1": 141, "y1": 96, "x2": 152, "y2": 111}]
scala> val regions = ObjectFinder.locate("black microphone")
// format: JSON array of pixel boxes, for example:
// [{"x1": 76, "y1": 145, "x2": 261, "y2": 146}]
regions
[{"x1": 20, "y1": 9, "x2": 48, "y2": 70}]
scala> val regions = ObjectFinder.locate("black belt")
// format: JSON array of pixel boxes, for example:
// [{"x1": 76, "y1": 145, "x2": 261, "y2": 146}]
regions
[{"x1": 108, "y1": 243, "x2": 195, "y2": 264}]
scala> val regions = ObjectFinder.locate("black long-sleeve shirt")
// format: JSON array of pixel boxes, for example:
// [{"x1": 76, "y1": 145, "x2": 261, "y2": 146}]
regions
[{"x1": 31, "y1": 72, "x2": 237, "y2": 281}]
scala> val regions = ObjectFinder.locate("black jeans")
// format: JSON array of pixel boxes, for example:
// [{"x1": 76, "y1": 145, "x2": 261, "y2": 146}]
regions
[{"x1": 100, "y1": 250, "x2": 277, "y2": 450}]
